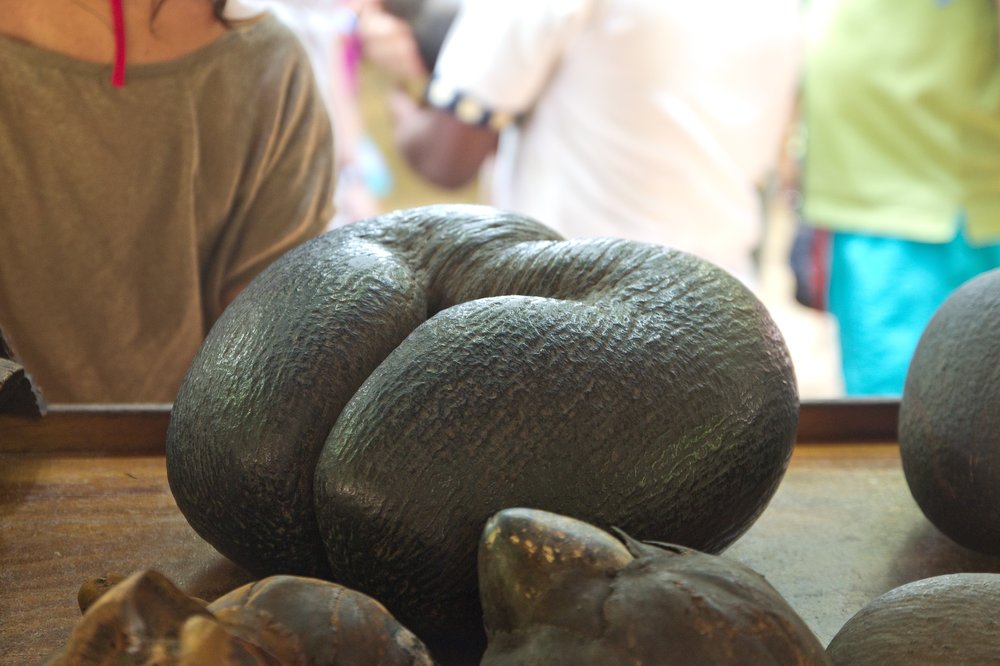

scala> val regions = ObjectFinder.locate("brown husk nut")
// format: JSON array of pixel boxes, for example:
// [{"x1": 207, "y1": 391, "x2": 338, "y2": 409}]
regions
[{"x1": 479, "y1": 507, "x2": 829, "y2": 665}]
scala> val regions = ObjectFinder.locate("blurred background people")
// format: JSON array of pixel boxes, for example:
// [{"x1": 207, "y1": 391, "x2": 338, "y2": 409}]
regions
[
  {"x1": 798, "y1": 0, "x2": 1000, "y2": 396},
  {"x1": 358, "y1": 0, "x2": 802, "y2": 286},
  {"x1": 263, "y1": 0, "x2": 394, "y2": 225},
  {"x1": 0, "y1": 0, "x2": 334, "y2": 403}
]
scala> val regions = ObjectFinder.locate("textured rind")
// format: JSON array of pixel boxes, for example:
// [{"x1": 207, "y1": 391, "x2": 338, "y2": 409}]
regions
[
  {"x1": 899, "y1": 268, "x2": 1000, "y2": 555},
  {"x1": 0, "y1": 358, "x2": 46, "y2": 417},
  {"x1": 167, "y1": 204, "x2": 799, "y2": 641},
  {"x1": 478, "y1": 508, "x2": 829, "y2": 666},
  {"x1": 826, "y1": 574, "x2": 1000, "y2": 665},
  {"x1": 167, "y1": 231, "x2": 427, "y2": 575},
  {"x1": 167, "y1": 206, "x2": 563, "y2": 575}
]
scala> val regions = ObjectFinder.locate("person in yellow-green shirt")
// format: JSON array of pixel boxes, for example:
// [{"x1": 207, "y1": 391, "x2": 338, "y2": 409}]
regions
[{"x1": 800, "y1": 0, "x2": 1000, "y2": 396}]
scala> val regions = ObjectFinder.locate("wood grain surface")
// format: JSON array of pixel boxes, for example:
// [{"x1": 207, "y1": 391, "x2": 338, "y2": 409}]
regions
[
  {"x1": 3, "y1": 409, "x2": 999, "y2": 664},
  {"x1": 0, "y1": 454, "x2": 253, "y2": 664}
]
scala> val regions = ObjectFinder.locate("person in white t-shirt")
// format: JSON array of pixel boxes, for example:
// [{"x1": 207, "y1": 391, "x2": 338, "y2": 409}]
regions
[{"x1": 360, "y1": 0, "x2": 801, "y2": 284}]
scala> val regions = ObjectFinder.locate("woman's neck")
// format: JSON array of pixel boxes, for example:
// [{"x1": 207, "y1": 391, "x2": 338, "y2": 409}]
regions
[{"x1": 1, "y1": 0, "x2": 228, "y2": 64}]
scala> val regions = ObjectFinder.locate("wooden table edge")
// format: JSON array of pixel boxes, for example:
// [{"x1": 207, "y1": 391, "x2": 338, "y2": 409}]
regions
[{"x1": 0, "y1": 399, "x2": 900, "y2": 455}]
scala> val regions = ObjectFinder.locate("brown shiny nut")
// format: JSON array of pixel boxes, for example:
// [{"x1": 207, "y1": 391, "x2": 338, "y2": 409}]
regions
[
  {"x1": 50, "y1": 570, "x2": 213, "y2": 665},
  {"x1": 479, "y1": 508, "x2": 831, "y2": 665},
  {"x1": 76, "y1": 573, "x2": 126, "y2": 614},
  {"x1": 208, "y1": 575, "x2": 434, "y2": 665}
]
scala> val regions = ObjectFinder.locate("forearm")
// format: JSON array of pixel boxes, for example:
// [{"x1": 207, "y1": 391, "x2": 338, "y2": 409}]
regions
[
  {"x1": 358, "y1": 3, "x2": 498, "y2": 189},
  {"x1": 391, "y1": 91, "x2": 498, "y2": 189}
]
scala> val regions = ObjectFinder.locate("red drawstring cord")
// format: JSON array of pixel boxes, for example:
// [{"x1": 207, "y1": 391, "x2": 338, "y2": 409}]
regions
[{"x1": 110, "y1": 0, "x2": 126, "y2": 87}]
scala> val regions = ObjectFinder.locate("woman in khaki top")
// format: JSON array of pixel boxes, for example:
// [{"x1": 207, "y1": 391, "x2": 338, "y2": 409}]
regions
[{"x1": 0, "y1": 1, "x2": 335, "y2": 403}]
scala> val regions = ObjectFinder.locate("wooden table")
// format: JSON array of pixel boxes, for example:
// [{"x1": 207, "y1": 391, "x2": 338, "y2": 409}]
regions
[{"x1": 3, "y1": 403, "x2": 999, "y2": 664}]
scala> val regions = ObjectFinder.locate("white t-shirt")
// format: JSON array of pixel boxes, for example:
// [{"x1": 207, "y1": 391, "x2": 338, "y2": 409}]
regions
[{"x1": 431, "y1": 0, "x2": 801, "y2": 283}]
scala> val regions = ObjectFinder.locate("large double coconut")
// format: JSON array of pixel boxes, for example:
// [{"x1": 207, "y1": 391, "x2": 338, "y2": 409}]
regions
[{"x1": 166, "y1": 205, "x2": 799, "y2": 645}]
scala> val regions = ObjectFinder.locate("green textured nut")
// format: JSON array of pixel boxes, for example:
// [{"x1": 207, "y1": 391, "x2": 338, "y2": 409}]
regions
[
  {"x1": 900, "y1": 268, "x2": 1000, "y2": 555},
  {"x1": 827, "y1": 574, "x2": 1000, "y2": 665},
  {"x1": 167, "y1": 204, "x2": 799, "y2": 648}
]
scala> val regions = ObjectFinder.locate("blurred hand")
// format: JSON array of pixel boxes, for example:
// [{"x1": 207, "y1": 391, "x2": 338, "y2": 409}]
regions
[
  {"x1": 387, "y1": 85, "x2": 422, "y2": 125},
  {"x1": 357, "y1": 3, "x2": 429, "y2": 84}
]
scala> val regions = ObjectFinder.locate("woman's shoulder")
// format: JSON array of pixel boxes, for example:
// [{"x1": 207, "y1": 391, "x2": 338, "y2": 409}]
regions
[
  {"x1": 226, "y1": 12, "x2": 312, "y2": 59},
  {"x1": 207, "y1": 13, "x2": 320, "y2": 95}
]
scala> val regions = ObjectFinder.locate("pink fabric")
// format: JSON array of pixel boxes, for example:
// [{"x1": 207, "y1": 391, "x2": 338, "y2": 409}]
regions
[
  {"x1": 341, "y1": 15, "x2": 362, "y2": 93},
  {"x1": 109, "y1": 0, "x2": 126, "y2": 86}
]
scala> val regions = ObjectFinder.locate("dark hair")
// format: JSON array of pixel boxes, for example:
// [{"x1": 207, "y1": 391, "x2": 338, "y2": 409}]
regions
[{"x1": 213, "y1": 0, "x2": 227, "y2": 22}]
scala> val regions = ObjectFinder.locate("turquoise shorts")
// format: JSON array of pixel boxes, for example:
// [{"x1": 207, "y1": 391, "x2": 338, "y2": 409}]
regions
[{"x1": 827, "y1": 224, "x2": 1000, "y2": 396}]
